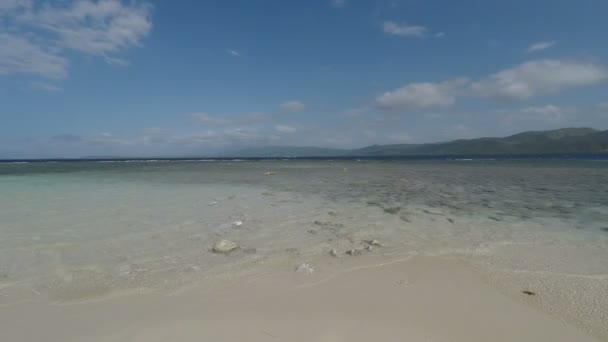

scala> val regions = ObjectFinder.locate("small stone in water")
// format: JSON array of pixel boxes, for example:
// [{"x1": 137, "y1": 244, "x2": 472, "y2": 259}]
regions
[
  {"x1": 400, "y1": 215, "x2": 411, "y2": 223},
  {"x1": 212, "y1": 240, "x2": 239, "y2": 253},
  {"x1": 346, "y1": 249, "x2": 363, "y2": 256},
  {"x1": 329, "y1": 249, "x2": 339, "y2": 257},
  {"x1": 364, "y1": 239, "x2": 382, "y2": 247},
  {"x1": 295, "y1": 263, "x2": 314, "y2": 274},
  {"x1": 384, "y1": 207, "x2": 401, "y2": 215}
]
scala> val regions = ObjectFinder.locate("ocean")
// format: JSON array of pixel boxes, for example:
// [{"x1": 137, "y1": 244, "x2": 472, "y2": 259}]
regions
[{"x1": 1, "y1": 158, "x2": 607, "y2": 334}]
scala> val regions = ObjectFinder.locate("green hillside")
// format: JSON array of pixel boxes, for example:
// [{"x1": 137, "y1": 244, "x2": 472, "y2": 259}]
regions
[{"x1": 224, "y1": 128, "x2": 608, "y2": 157}]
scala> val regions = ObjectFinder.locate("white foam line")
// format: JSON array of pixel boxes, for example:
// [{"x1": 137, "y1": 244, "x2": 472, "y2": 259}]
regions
[
  {"x1": 506, "y1": 269, "x2": 608, "y2": 280},
  {"x1": 294, "y1": 253, "x2": 419, "y2": 289}
]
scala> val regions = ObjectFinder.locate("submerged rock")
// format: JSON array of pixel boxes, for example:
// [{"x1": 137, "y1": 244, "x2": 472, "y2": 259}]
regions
[
  {"x1": 295, "y1": 263, "x2": 314, "y2": 274},
  {"x1": 346, "y1": 249, "x2": 363, "y2": 256},
  {"x1": 212, "y1": 239, "x2": 239, "y2": 253},
  {"x1": 313, "y1": 221, "x2": 344, "y2": 229},
  {"x1": 384, "y1": 207, "x2": 401, "y2": 215},
  {"x1": 422, "y1": 208, "x2": 444, "y2": 215},
  {"x1": 400, "y1": 215, "x2": 411, "y2": 223}
]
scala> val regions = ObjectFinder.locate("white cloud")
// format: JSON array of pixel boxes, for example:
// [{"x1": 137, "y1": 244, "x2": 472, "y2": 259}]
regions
[
  {"x1": 280, "y1": 100, "x2": 306, "y2": 112},
  {"x1": 383, "y1": 21, "x2": 427, "y2": 37},
  {"x1": 0, "y1": 0, "x2": 30, "y2": 11},
  {"x1": 191, "y1": 113, "x2": 231, "y2": 125},
  {"x1": 104, "y1": 56, "x2": 130, "y2": 66},
  {"x1": 375, "y1": 78, "x2": 468, "y2": 110},
  {"x1": 500, "y1": 104, "x2": 572, "y2": 127},
  {"x1": 330, "y1": 0, "x2": 346, "y2": 8},
  {"x1": 88, "y1": 132, "x2": 133, "y2": 145},
  {"x1": 341, "y1": 107, "x2": 371, "y2": 117},
  {"x1": 386, "y1": 132, "x2": 412, "y2": 142},
  {"x1": 435, "y1": 32, "x2": 446, "y2": 38},
  {"x1": 142, "y1": 127, "x2": 162, "y2": 134},
  {"x1": 595, "y1": 102, "x2": 608, "y2": 119},
  {"x1": 471, "y1": 59, "x2": 608, "y2": 100},
  {"x1": 50, "y1": 134, "x2": 83, "y2": 143},
  {"x1": 238, "y1": 112, "x2": 269, "y2": 123},
  {"x1": 0, "y1": 33, "x2": 68, "y2": 79},
  {"x1": 275, "y1": 125, "x2": 297, "y2": 133},
  {"x1": 527, "y1": 41, "x2": 556, "y2": 53},
  {"x1": 0, "y1": 0, "x2": 152, "y2": 79},
  {"x1": 374, "y1": 59, "x2": 608, "y2": 114},
  {"x1": 191, "y1": 112, "x2": 269, "y2": 126},
  {"x1": 226, "y1": 49, "x2": 240, "y2": 57},
  {"x1": 31, "y1": 81, "x2": 62, "y2": 91},
  {"x1": 453, "y1": 124, "x2": 474, "y2": 138},
  {"x1": 145, "y1": 127, "x2": 281, "y2": 147},
  {"x1": 22, "y1": 0, "x2": 152, "y2": 56},
  {"x1": 520, "y1": 104, "x2": 563, "y2": 117},
  {"x1": 423, "y1": 112, "x2": 444, "y2": 120}
]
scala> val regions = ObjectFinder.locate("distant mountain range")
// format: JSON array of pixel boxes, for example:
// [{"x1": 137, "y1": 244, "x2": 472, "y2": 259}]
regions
[{"x1": 224, "y1": 128, "x2": 608, "y2": 157}]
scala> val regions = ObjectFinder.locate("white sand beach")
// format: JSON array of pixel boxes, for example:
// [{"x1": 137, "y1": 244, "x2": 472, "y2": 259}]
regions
[{"x1": 1, "y1": 255, "x2": 602, "y2": 342}]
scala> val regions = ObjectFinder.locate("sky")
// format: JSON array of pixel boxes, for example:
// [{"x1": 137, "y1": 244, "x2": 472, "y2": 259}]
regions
[{"x1": 1, "y1": 0, "x2": 608, "y2": 158}]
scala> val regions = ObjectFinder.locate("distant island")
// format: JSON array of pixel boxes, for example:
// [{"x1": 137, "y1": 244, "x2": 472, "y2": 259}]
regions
[{"x1": 223, "y1": 127, "x2": 608, "y2": 158}]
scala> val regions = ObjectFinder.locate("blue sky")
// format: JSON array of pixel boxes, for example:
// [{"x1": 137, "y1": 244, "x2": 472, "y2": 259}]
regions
[{"x1": 1, "y1": 0, "x2": 608, "y2": 158}]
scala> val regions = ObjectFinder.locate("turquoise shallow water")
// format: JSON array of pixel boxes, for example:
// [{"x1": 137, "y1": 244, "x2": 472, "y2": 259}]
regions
[{"x1": 1, "y1": 160, "x2": 608, "y2": 334}]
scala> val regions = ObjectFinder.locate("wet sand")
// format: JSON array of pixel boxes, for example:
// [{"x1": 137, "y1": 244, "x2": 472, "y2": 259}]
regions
[{"x1": 1, "y1": 256, "x2": 601, "y2": 342}]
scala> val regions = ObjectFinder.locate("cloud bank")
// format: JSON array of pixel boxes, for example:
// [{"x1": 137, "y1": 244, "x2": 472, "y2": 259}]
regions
[
  {"x1": 375, "y1": 59, "x2": 608, "y2": 111},
  {"x1": 280, "y1": 101, "x2": 306, "y2": 112},
  {"x1": 527, "y1": 41, "x2": 556, "y2": 52},
  {"x1": 383, "y1": 21, "x2": 427, "y2": 37},
  {"x1": 0, "y1": 0, "x2": 152, "y2": 79}
]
